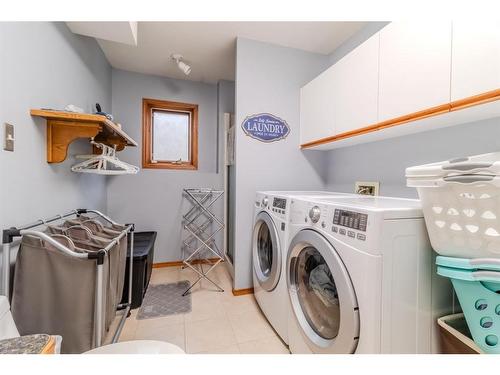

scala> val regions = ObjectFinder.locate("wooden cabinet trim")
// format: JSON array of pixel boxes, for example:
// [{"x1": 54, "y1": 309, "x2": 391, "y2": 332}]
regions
[{"x1": 300, "y1": 88, "x2": 500, "y2": 149}]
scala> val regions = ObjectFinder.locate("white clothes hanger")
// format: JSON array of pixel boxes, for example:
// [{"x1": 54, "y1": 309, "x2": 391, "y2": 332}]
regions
[{"x1": 71, "y1": 140, "x2": 139, "y2": 175}]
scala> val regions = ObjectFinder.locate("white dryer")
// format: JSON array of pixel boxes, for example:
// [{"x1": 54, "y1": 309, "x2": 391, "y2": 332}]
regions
[
  {"x1": 286, "y1": 196, "x2": 453, "y2": 354},
  {"x1": 252, "y1": 191, "x2": 355, "y2": 345}
]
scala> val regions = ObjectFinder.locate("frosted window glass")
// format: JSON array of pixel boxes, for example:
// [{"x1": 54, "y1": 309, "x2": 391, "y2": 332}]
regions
[{"x1": 152, "y1": 110, "x2": 190, "y2": 162}]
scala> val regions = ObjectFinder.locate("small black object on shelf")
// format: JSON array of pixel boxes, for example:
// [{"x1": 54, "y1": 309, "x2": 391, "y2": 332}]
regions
[
  {"x1": 121, "y1": 231, "x2": 157, "y2": 309},
  {"x1": 94, "y1": 102, "x2": 114, "y2": 121}
]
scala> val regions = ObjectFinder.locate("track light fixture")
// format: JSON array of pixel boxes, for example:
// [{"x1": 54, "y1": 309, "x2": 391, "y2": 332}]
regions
[{"x1": 171, "y1": 54, "x2": 191, "y2": 76}]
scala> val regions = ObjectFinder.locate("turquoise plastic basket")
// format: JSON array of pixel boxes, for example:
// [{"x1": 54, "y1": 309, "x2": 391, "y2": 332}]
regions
[{"x1": 437, "y1": 256, "x2": 500, "y2": 354}]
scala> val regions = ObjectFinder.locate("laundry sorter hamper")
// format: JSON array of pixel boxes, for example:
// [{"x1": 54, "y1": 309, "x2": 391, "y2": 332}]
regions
[
  {"x1": 11, "y1": 234, "x2": 111, "y2": 354},
  {"x1": 44, "y1": 223, "x2": 127, "y2": 332},
  {"x1": 3, "y1": 209, "x2": 134, "y2": 354},
  {"x1": 407, "y1": 152, "x2": 500, "y2": 353}
]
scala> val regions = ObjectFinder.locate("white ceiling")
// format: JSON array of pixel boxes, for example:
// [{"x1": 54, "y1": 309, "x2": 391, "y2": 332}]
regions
[
  {"x1": 93, "y1": 22, "x2": 367, "y2": 83},
  {"x1": 67, "y1": 22, "x2": 138, "y2": 46}
]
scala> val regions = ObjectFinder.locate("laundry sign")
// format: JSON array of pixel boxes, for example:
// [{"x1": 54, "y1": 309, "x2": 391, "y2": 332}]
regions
[{"x1": 241, "y1": 113, "x2": 290, "y2": 143}]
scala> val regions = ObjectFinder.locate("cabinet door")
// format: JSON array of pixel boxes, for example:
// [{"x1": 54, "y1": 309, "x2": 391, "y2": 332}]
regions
[
  {"x1": 300, "y1": 66, "x2": 336, "y2": 145},
  {"x1": 378, "y1": 22, "x2": 452, "y2": 122},
  {"x1": 451, "y1": 21, "x2": 500, "y2": 101},
  {"x1": 333, "y1": 33, "x2": 379, "y2": 135}
]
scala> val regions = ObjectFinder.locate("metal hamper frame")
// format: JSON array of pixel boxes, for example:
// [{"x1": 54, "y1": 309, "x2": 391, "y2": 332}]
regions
[{"x1": 1, "y1": 208, "x2": 134, "y2": 348}]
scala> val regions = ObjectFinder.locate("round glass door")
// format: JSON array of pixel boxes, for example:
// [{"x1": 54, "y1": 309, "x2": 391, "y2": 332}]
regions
[
  {"x1": 257, "y1": 223, "x2": 273, "y2": 276},
  {"x1": 252, "y1": 212, "x2": 281, "y2": 291},
  {"x1": 287, "y1": 229, "x2": 359, "y2": 353},
  {"x1": 295, "y1": 247, "x2": 340, "y2": 340}
]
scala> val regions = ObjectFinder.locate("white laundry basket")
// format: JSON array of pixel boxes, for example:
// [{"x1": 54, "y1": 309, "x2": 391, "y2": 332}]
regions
[{"x1": 407, "y1": 152, "x2": 500, "y2": 258}]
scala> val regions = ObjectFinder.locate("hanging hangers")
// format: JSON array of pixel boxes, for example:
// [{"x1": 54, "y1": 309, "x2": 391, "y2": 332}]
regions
[{"x1": 71, "y1": 140, "x2": 139, "y2": 175}]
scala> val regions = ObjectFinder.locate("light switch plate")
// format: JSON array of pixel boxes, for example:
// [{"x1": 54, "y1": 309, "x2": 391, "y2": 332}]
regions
[
  {"x1": 355, "y1": 181, "x2": 380, "y2": 196},
  {"x1": 4, "y1": 123, "x2": 14, "y2": 152}
]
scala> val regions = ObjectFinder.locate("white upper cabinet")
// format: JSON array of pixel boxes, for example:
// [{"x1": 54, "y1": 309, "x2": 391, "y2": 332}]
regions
[
  {"x1": 300, "y1": 66, "x2": 337, "y2": 145},
  {"x1": 300, "y1": 33, "x2": 379, "y2": 144},
  {"x1": 451, "y1": 21, "x2": 500, "y2": 101},
  {"x1": 378, "y1": 22, "x2": 452, "y2": 122},
  {"x1": 333, "y1": 33, "x2": 380, "y2": 135},
  {"x1": 300, "y1": 21, "x2": 500, "y2": 150}
]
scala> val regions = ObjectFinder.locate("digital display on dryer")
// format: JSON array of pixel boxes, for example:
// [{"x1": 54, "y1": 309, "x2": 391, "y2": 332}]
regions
[
  {"x1": 273, "y1": 198, "x2": 287, "y2": 210},
  {"x1": 333, "y1": 209, "x2": 367, "y2": 232}
]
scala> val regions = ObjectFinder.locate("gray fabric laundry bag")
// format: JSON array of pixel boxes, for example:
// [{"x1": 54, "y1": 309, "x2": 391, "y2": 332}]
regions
[
  {"x1": 11, "y1": 234, "x2": 109, "y2": 354},
  {"x1": 70, "y1": 237, "x2": 117, "y2": 331},
  {"x1": 48, "y1": 224, "x2": 120, "y2": 331},
  {"x1": 67, "y1": 217, "x2": 128, "y2": 308},
  {"x1": 65, "y1": 218, "x2": 128, "y2": 322}
]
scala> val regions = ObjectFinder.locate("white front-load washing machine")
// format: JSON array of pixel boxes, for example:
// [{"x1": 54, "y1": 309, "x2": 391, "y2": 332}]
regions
[
  {"x1": 286, "y1": 195, "x2": 453, "y2": 354},
  {"x1": 252, "y1": 191, "x2": 356, "y2": 345}
]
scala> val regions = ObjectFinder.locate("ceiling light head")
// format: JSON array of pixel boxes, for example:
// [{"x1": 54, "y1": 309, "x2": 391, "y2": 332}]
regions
[{"x1": 171, "y1": 54, "x2": 191, "y2": 76}]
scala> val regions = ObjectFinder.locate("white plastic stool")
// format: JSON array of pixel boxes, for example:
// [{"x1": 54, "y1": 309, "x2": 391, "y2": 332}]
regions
[{"x1": 84, "y1": 340, "x2": 185, "y2": 354}]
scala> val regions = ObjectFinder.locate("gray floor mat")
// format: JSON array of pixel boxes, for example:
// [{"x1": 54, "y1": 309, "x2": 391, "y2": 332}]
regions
[{"x1": 137, "y1": 281, "x2": 192, "y2": 320}]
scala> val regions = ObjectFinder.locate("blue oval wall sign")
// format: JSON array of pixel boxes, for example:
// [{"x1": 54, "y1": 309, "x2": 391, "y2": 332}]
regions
[{"x1": 241, "y1": 113, "x2": 290, "y2": 143}]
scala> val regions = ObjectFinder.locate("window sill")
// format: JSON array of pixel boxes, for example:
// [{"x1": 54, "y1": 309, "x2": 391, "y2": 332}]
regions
[{"x1": 142, "y1": 162, "x2": 198, "y2": 170}]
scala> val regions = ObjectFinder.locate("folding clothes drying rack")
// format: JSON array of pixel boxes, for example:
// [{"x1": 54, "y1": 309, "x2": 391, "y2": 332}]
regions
[
  {"x1": 1, "y1": 209, "x2": 134, "y2": 348},
  {"x1": 181, "y1": 188, "x2": 225, "y2": 296}
]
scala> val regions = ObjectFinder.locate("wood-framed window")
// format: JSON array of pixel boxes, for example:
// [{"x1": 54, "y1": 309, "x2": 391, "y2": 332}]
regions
[{"x1": 142, "y1": 98, "x2": 198, "y2": 170}]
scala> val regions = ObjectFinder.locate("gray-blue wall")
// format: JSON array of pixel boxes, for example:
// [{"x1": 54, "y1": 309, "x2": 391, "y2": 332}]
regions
[
  {"x1": 0, "y1": 22, "x2": 111, "y2": 290},
  {"x1": 325, "y1": 117, "x2": 500, "y2": 198},
  {"x1": 106, "y1": 69, "x2": 223, "y2": 263},
  {"x1": 233, "y1": 38, "x2": 331, "y2": 289}
]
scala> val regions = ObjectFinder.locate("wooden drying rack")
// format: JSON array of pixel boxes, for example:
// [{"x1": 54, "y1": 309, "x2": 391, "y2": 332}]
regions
[{"x1": 31, "y1": 109, "x2": 138, "y2": 163}]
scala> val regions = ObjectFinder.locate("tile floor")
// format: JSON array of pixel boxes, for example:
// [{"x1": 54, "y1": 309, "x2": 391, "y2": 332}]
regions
[{"x1": 107, "y1": 264, "x2": 290, "y2": 354}]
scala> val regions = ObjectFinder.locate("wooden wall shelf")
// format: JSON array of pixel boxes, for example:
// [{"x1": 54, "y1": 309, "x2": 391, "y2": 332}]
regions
[{"x1": 31, "y1": 109, "x2": 137, "y2": 163}]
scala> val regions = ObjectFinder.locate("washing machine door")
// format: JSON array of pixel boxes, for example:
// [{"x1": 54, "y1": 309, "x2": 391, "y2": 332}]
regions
[
  {"x1": 287, "y1": 229, "x2": 359, "y2": 353},
  {"x1": 252, "y1": 211, "x2": 281, "y2": 291}
]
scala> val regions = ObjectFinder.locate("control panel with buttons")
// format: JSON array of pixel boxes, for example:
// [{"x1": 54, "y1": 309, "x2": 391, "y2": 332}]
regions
[
  {"x1": 288, "y1": 200, "x2": 370, "y2": 244},
  {"x1": 333, "y1": 209, "x2": 368, "y2": 232},
  {"x1": 330, "y1": 209, "x2": 368, "y2": 242},
  {"x1": 270, "y1": 197, "x2": 287, "y2": 216},
  {"x1": 273, "y1": 197, "x2": 286, "y2": 210}
]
